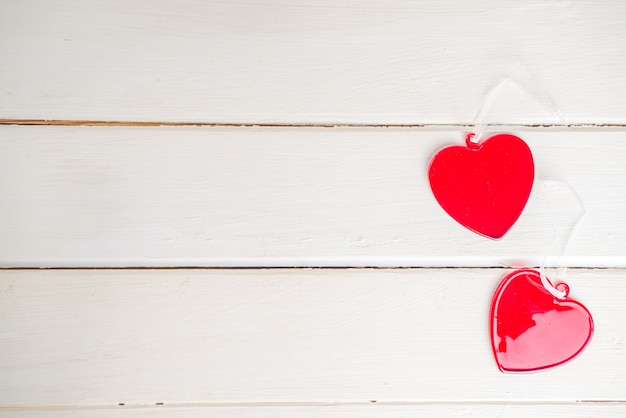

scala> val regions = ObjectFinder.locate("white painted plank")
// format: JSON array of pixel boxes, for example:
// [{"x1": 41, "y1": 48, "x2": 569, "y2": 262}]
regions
[
  {"x1": 0, "y1": 269, "x2": 624, "y2": 406},
  {"x1": 1, "y1": 404, "x2": 625, "y2": 418},
  {"x1": 1, "y1": 125, "x2": 625, "y2": 268},
  {"x1": 1, "y1": 0, "x2": 625, "y2": 124}
]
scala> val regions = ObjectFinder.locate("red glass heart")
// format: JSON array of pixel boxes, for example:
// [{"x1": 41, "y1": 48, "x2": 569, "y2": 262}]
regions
[
  {"x1": 490, "y1": 269, "x2": 594, "y2": 373},
  {"x1": 428, "y1": 133, "x2": 534, "y2": 239}
]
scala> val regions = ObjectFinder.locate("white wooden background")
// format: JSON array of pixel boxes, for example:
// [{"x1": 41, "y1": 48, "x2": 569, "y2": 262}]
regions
[{"x1": 1, "y1": 1, "x2": 625, "y2": 416}]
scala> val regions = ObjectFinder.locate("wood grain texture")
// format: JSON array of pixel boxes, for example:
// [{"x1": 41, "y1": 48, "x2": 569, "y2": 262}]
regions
[
  {"x1": 2, "y1": 2, "x2": 625, "y2": 416},
  {"x1": 2, "y1": 404, "x2": 625, "y2": 418},
  {"x1": 1, "y1": 0, "x2": 625, "y2": 124},
  {"x1": 1, "y1": 125, "x2": 625, "y2": 268},
  {"x1": 0, "y1": 269, "x2": 624, "y2": 407}
]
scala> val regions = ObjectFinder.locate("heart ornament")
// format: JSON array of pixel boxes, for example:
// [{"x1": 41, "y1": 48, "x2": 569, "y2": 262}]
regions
[
  {"x1": 490, "y1": 269, "x2": 594, "y2": 373},
  {"x1": 428, "y1": 133, "x2": 534, "y2": 239}
]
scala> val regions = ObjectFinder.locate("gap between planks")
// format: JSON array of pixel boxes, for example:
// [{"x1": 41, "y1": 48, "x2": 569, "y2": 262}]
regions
[
  {"x1": 1, "y1": 400, "x2": 624, "y2": 410},
  {"x1": 2, "y1": 119, "x2": 626, "y2": 129},
  {"x1": 0, "y1": 266, "x2": 620, "y2": 271}
]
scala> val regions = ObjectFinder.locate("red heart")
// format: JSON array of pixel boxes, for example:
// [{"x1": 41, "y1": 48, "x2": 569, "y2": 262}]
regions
[
  {"x1": 490, "y1": 269, "x2": 594, "y2": 373},
  {"x1": 428, "y1": 133, "x2": 534, "y2": 239}
]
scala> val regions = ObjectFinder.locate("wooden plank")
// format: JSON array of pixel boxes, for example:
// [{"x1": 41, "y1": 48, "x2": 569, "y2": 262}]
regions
[
  {"x1": 1, "y1": 1, "x2": 625, "y2": 124},
  {"x1": 0, "y1": 269, "x2": 624, "y2": 406},
  {"x1": 1, "y1": 125, "x2": 625, "y2": 268},
  {"x1": 1, "y1": 404, "x2": 625, "y2": 418}
]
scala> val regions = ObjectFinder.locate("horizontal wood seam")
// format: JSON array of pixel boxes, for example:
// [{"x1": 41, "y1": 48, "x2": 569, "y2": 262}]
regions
[
  {"x1": 0, "y1": 266, "x2": 620, "y2": 271},
  {"x1": 2, "y1": 119, "x2": 626, "y2": 129},
  {"x1": 1, "y1": 400, "x2": 624, "y2": 410}
]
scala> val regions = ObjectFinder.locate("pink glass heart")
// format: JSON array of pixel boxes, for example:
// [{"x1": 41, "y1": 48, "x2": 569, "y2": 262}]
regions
[{"x1": 428, "y1": 133, "x2": 534, "y2": 239}]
